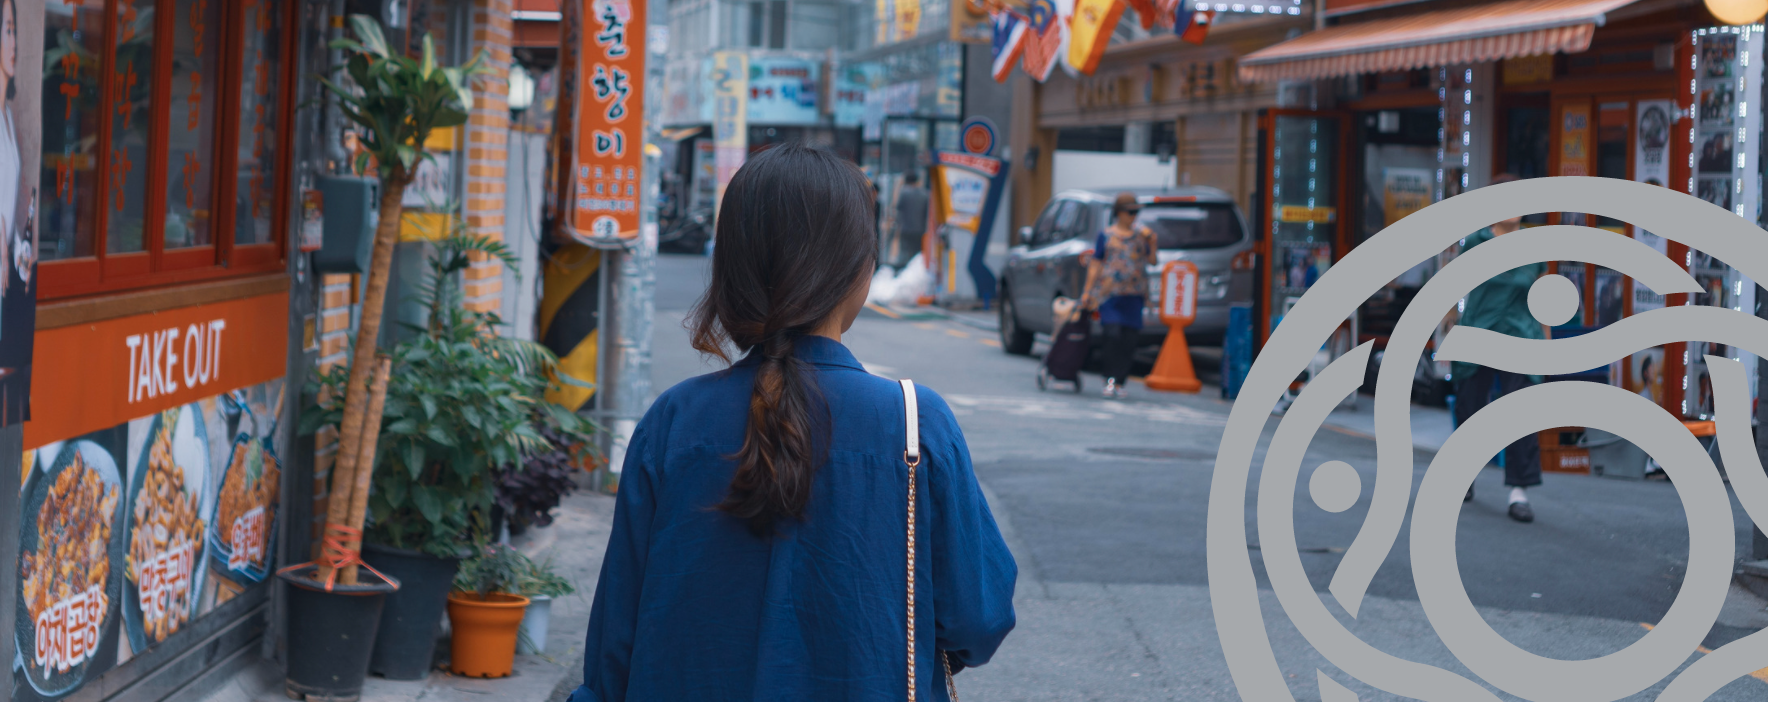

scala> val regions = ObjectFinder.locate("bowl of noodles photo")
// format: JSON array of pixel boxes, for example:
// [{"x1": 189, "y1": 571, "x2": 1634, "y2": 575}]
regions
[
  {"x1": 121, "y1": 406, "x2": 213, "y2": 655},
  {"x1": 13, "y1": 440, "x2": 127, "y2": 697}
]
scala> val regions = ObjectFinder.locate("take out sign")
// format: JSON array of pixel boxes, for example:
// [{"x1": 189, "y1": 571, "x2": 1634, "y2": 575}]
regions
[{"x1": 25, "y1": 292, "x2": 288, "y2": 448}]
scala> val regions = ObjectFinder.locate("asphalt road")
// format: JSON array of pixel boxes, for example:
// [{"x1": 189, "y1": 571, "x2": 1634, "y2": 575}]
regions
[{"x1": 646, "y1": 252, "x2": 1768, "y2": 701}]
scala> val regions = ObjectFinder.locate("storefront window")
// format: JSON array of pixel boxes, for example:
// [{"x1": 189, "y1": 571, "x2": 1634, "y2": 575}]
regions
[
  {"x1": 165, "y1": 0, "x2": 220, "y2": 250},
  {"x1": 37, "y1": 0, "x2": 291, "y2": 300},
  {"x1": 40, "y1": 1, "x2": 106, "y2": 261},
  {"x1": 236, "y1": 0, "x2": 281, "y2": 247},
  {"x1": 106, "y1": 0, "x2": 153, "y2": 255}
]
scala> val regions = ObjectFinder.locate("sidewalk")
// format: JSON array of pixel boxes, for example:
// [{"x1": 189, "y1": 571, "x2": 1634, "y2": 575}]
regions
[{"x1": 188, "y1": 483, "x2": 614, "y2": 702}]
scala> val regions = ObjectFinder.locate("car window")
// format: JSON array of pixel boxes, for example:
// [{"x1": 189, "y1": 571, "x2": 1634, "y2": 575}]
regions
[
  {"x1": 1031, "y1": 201, "x2": 1063, "y2": 245},
  {"x1": 1060, "y1": 203, "x2": 1096, "y2": 242},
  {"x1": 1139, "y1": 204, "x2": 1244, "y2": 250},
  {"x1": 1049, "y1": 201, "x2": 1080, "y2": 245}
]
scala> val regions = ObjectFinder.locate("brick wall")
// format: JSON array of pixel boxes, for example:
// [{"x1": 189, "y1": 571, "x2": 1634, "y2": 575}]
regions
[
  {"x1": 465, "y1": 0, "x2": 515, "y2": 314},
  {"x1": 311, "y1": 274, "x2": 355, "y2": 544}
]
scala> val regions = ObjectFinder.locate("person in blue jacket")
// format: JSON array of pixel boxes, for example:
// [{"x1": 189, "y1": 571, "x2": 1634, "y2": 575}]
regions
[{"x1": 569, "y1": 143, "x2": 1018, "y2": 702}]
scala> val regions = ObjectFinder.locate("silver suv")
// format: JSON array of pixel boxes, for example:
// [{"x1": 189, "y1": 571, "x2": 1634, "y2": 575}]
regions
[{"x1": 998, "y1": 186, "x2": 1252, "y2": 354}]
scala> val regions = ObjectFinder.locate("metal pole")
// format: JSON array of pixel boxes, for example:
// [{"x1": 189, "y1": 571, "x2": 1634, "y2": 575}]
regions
[{"x1": 601, "y1": 0, "x2": 664, "y2": 491}]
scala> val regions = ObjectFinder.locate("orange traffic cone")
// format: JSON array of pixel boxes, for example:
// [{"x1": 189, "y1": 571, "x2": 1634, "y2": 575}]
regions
[
  {"x1": 1145, "y1": 260, "x2": 1201, "y2": 393},
  {"x1": 1143, "y1": 327, "x2": 1201, "y2": 393}
]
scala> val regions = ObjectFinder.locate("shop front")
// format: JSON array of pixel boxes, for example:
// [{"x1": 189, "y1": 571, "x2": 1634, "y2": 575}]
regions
[
  {"x1": 1237, "y1": 0, "x2": 1752, "y2": 424},
  {"x1": 4, "y1": 1, "x2": 304, "y2": 701},
  {"x1": 1015, "y1": 13, "x2": 1308, "y2": 234}
]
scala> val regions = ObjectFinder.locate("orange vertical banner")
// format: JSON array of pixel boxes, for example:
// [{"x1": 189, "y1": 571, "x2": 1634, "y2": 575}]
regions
[{"x1": 571, "y1": 0, "x2": 647, "y2": 247}]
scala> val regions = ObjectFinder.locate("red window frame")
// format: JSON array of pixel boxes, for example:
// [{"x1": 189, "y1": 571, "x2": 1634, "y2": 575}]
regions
[{"x1": 38, "y1": 0, "x2": 296, "y2": 301}]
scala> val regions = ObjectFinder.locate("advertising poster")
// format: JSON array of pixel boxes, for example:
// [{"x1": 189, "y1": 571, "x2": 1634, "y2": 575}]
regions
[
  {"x1": 16, "y1": 291, "x2": 287, "y2": 702},
  {"x1": 930, "y1": 150, "x2": 1009, "y2": 305},
  {"x1": 1558, "y1": 102, "x2": 1590, "y2": 177},
  {"x1": 711, "y1": 51, "x2": 749, "y2": 210},
  {"x1": 1, "y1": 0, "x2": 43, "y2": 426},
  {"x1": 1632, "y1": 99, "x2": 1673, "y2": 254},
  {"x1": 745, "y1": 57, "x2": 820, "y2": 126},
  {"x1": 571, "y1": 0, "x2": 647, "y2": 246},
  {"x1": 1380, "y1": 167, "x2": 1431, "y2": 226}
]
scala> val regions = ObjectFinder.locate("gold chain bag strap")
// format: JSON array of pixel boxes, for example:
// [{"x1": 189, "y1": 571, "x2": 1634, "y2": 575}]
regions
[{"x1": 899, "y1": 379, "x2": 959, "y2": 702}]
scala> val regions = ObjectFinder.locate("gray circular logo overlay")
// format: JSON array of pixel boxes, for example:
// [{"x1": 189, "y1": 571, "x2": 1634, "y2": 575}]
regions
[{"x1": 1208, "y1": 177, "x2": 1768, "y2": 701}]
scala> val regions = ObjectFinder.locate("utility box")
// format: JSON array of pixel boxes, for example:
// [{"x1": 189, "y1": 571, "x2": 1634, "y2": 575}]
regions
[{"x1": 312, "y1": 175, "x2": 380, "y2": 273}]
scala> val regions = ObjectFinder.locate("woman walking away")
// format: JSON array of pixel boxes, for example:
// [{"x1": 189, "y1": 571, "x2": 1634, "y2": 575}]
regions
[
  {"x1": 570, "y1": 143, "x2": 1017, "y2": 702},
  {"x1": 1081, "y1": 193, "x2": 1157, "y2": 400}
]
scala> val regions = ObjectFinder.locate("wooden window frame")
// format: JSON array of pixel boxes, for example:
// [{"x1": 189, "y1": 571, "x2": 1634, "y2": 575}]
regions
[{"x1": 38, "y1": 0, "x2": 294, "y2": 302}]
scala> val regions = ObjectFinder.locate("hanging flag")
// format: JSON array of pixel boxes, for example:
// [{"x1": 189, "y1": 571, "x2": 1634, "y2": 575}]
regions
[
  {"x1": 1127, "y1": 0, "x2": 1157, "y2": 30},
  {"x1": 1067, "y1": 0, "x2": 1123, "y2": 75},
  {"x1": 1021, "y1": 0, "x2": 1060, "y2": 81},
  {"x1": 1179, "y1": 9, "x2": 1215, "y2": 45},
  {"x1": 990, "y1": 11, "x2": 1028, "y2": 82},
  {"x1": 1153, "y1": 0, "x2": 1182, "y2": 29},
  {"x1": 1054, "y1": 0, "x2": 1079, "y2": 78},
  {"x1": 1021, "y1": 9, "x2": 1062, "y2": 81}
]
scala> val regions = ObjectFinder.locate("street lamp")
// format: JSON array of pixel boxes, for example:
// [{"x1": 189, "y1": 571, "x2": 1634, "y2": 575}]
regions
[{"x1": 1706, "y1": 0, "x2": 1768, "y2": 25}]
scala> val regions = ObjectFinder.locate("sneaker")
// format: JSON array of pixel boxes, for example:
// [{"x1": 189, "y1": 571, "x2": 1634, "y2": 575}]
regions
[
  {"x1": 1507, "y1": 501, "x2": 1534, "y2": 523},
  {"x1": 1102, "y1": 378, "x2": 1120, "y2": 399}
]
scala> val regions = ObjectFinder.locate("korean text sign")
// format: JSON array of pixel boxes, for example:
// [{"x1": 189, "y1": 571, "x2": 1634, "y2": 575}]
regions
[{"x1": 572, "y1": 0, "x2": 647, "y2": 246}]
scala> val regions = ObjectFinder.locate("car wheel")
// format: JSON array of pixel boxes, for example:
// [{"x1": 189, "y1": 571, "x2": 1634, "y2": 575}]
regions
[{"x1": 1000, "y1": 293, "x2": 1034, "y2": 355}]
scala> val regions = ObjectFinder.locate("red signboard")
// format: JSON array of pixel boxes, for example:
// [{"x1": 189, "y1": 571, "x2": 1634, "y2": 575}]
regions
[{"x1": 571, "y1": 0, "x2": 646, "y2": 246}]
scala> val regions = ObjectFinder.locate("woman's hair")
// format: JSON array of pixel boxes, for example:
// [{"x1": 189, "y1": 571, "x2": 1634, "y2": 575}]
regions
[{"x1": 688, "y1": 143, "x2": 877, "y2": 536}]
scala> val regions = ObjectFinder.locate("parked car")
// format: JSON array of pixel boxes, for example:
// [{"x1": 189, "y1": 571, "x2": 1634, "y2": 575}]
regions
[{"x1": 998, "y1": 186, "x2": 1252, "y2": 355}]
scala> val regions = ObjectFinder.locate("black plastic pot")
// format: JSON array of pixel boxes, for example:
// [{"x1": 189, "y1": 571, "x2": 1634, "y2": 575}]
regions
[
  {"x1": 280, "y1": 566, "x2": 399, "y2": 702},
  {"x1": 363, "y1": 543, "x2": 462, "y2": 680}
]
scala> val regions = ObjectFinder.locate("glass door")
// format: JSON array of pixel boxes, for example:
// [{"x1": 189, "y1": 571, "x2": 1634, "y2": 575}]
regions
[{"x1": 1257, "y1": 109, "x2": 1351, "y2": 347}]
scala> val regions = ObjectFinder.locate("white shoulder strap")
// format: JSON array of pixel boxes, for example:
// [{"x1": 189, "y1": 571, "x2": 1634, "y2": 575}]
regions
[{"x1": 900, "y1": 379, "x2": 919, "y2": 462}]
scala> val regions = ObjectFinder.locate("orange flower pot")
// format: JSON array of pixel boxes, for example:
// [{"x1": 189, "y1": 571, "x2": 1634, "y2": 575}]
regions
[{"x1": 446, "y1": 592, "x2": 531, "y2": 678}]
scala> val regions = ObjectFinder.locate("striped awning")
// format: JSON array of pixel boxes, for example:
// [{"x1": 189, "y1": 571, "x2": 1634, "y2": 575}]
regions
[{"x1": 1237, "y1": 0, "x2": 1643, "y2": 83}]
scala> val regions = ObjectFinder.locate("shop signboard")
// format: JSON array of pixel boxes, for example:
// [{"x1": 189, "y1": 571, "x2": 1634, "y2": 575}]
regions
[
  {"x1": 1, "y1": 0, "x2": 43, "y2": 427},
  {"x1": 930, "y1": 150, "x2": 1010, "y2": 305},
  {"x1": 1380, "y1": 167, "x2": 1431, "y2": 226},
  {"x1": 570, "y1": 0, "x2": 648, "y2": 247},
  {"x1": 712, "y1": 51, "x2": 749, "y2": 210},
  {"x1": 16, "y1": 292, "x2": 289, "y2": 702},
  {"x1": 835, "y1": 64, "x2": 881, "y2": 129},
  {"x1": 950, "y1": 0, "x2": 991, "y2": 43},
  {"x1": 662, "y1": 57, "x2": 711, "y2": 127},
  {"x1": 746, "y1": 57, "x2": 820, "y2": 126}
]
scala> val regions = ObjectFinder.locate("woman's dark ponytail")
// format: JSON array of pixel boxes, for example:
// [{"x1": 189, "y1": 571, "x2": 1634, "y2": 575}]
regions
[{"x1": 687, "y1": 143, "x2": 876, "y2": 536}]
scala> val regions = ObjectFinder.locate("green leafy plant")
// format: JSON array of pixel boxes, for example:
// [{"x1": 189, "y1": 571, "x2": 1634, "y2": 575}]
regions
[
  {"x1": 302, "y1": 233, "x2": 600, "y2": 557},
  {"x1": 516, "y1": 555, "x2": 576, "y2": 598},
  {"x1": 305, "y1": 14, "x2": 489, "y2": 583},
  {"x1": 453, "y1": 543, "x2": 529, "y2": 597}
]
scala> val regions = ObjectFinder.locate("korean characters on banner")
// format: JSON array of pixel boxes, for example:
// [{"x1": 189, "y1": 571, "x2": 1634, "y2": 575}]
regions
[
  {"x1": 711, "y1": 51, "x2": 749, "y2": 211},
  {"x1": 571, "y1": 0, "x2": 647, "y2": 248},
  {"x1": 1, "y1": 0, "x2": 44, "y2": 427},
  {"x1": 15, "y1": 294, "x2": 287, "y2": 702}
]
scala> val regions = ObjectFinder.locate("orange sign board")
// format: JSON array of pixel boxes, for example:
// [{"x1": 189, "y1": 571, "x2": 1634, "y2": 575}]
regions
[
  {"x1": 571, "y1": 0, "x2": 647, "y2": 246},
  {"x1": 1159, "y1": 260, "x2": 1198, "y2": 326},
  {"x1": 24, "y1": 292, "x2": 289, "y2": 448}
]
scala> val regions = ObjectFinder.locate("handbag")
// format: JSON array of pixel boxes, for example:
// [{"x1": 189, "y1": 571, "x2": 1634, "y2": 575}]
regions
[{"x1": 899, "y1": 379, "x2": 960, "y2": 702}]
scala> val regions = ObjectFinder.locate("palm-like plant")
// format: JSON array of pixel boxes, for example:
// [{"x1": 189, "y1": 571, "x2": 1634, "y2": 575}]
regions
[{"x1": 313, "y1": 15, "x2": 488, "y2": 583}]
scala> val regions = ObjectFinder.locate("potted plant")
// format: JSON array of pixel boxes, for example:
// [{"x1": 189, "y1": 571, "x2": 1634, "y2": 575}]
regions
[
  {"x1": 303, "y1": 229, "x2": 596, "y2": 679},
  {"x1": 494, "y1": 410, "x2": 596, "y2": 537},
  {"x1": 287, "y1": 12, "x2": 487, "y2": 688},
  {"x1": 514, "y1": 555, "x2": 575, "y2": 655},
  {"x1": 448, "y1": 544, "x2": 532, "y2": 678}
]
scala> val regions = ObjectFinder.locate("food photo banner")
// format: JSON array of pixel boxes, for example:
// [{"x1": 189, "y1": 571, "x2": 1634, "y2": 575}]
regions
[{"x1": 15, "y1": 292, "x2": 288, "y2": 702}]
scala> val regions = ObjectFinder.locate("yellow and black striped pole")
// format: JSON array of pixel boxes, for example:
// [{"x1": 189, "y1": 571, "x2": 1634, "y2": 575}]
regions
[{"x1": 539, "y1": 244, "x2": 602, "y2": 412}]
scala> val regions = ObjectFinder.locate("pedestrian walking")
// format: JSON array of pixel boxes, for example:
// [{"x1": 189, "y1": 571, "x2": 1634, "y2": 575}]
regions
[
  {"x1": 1450, "y1": 173, "x2": 1546, "y2": 523},
  {"x1": 895, "y1": 170, "x2": 930, "y2": 268},
  {"x1": 570, "y1": 143, "x2": 1017, "y2": 702},
  {"x1": 1080, "y1": 193, "x2": 1157, "y2": 400}
]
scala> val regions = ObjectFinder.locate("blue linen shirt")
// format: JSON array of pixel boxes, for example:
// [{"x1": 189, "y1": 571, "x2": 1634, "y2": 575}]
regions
[{"x1": 569, "y1": 336, "x2": 1018, "y2": 702}]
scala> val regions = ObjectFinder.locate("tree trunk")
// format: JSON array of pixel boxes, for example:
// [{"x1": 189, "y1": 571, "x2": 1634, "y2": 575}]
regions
[
  {"x1": 318, "y1": 175, "x2": 408, "y2": 584},
  {"x1": 340, "y1": 355, "x2": 393, "y2": 584}
]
